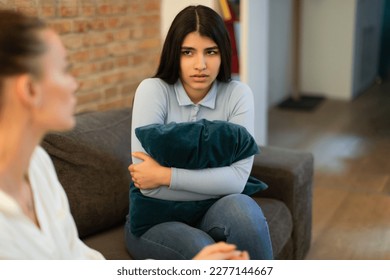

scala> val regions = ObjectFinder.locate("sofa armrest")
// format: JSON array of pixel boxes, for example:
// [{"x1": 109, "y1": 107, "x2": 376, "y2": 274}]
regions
[{"x1": 250, "y1": 146, "x2": 314, "y2": 259}]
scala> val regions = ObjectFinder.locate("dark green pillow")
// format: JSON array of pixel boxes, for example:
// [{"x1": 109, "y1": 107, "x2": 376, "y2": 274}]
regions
[
  {"x1": 129, "y1": 184, "x2": 218, "y2": 237},
  {"x1": 130, "y1": 120, "x2": 268, "y2": 237},
  {"x1": 135, "y1": 119, "x2": 258, "y2": 169}
]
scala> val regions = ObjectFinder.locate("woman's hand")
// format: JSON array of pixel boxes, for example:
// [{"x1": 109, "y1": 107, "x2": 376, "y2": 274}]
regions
[
  {"x1": 128, "y1": 152, "x2": 171, "y2": 189},
  {"x1": 192, "y1": 242, "x2": 250, "y2": 260}
]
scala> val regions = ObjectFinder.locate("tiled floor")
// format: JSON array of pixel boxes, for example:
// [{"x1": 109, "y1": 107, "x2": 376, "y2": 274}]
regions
[{"x1": 267, "y1": 81, "x2": 390, "y2": 259}]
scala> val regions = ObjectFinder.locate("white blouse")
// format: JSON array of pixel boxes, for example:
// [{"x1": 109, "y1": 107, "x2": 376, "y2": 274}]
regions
[{"x1": 0, "y1": 146, "x2": 104, "y2": 259}]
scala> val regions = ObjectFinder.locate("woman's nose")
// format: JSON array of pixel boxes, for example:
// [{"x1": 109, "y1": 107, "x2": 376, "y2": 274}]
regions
[{"x1": 194, "y1": 54, "x2": 206, "y2": 70}]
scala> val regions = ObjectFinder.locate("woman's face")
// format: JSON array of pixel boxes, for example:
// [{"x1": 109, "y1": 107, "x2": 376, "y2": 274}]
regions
[
  {"x1": 33, "y1": 29, "x2": 78, "y2": 132},
  {"x1": 179, "y1": 32, "x2": 221, "y2": 103}
]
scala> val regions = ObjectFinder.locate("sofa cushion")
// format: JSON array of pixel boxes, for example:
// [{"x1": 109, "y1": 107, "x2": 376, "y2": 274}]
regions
[
  {"x1": 254, "y1": 197, "x2": 293, "y2": 258},
  {"x1": 83, "y1": 225, "x2": 131, "y2": 260},
  {"x1": 135, "y1": 120, "x2": 258, "y2": 169},
  {"x1": 42, "y1": 108, "x2": 132, "y2": 238},
  {"x1": 135, "y1": 120, "x2": 268, "y2": 195}
]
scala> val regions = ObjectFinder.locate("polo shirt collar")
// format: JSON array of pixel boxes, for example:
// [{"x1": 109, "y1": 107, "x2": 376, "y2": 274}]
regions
[{"x1": 174, "y1": 79, "x2": 217, "y2": 109}]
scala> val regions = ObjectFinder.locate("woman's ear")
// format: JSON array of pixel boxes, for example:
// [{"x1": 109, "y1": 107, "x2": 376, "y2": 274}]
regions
[{"x1": 15, "y1": 74, "x2": 42, "y2": 108}]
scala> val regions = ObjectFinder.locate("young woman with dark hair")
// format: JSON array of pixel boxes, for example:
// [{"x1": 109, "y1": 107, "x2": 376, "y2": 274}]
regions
[
  {"x1": 155, "y1": 4, "x2": 232, "y2": 84},
  {"x1": 0, "y1": 9, "x2": 248, "y2": 260},
  {"x1": 127, "y1": 5, "x2": 273, "y2": 260}
]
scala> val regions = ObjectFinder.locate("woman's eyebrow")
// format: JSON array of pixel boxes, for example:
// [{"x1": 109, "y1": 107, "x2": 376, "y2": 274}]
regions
[
  {"x1": 205, "y1": 46, "x2": 219, "y2": 51},
  {"x1": 181, "y1": 46, "x2": 219, "y2": 50}
]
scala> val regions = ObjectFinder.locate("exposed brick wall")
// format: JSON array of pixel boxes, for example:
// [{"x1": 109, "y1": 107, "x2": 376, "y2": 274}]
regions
[{"x1": 0, "y1": 0, "x2": 161, "y2": 113}]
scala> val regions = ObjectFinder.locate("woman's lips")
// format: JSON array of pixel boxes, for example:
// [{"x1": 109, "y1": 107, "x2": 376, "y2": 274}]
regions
[{"x1": 191, "y1": 74, "x2": 209, "y2": 81}]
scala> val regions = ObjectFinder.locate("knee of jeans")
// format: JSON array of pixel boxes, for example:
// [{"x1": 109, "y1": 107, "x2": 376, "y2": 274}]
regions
[{"x1": 222, "y1": 194, "x2": 266, "y2": 221}]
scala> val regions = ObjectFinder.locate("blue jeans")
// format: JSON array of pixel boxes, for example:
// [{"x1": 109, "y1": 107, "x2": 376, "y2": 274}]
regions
[{"x1": 125, "y1": 194, "x2": 273, "y2": 260}]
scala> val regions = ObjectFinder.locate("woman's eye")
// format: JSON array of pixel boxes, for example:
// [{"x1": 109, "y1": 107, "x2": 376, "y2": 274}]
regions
[
  {"x1": 207, "y1": 50, "x2": 219, "y2": 55},
  {"x1": 181, "y1": 50, "x2": 192, "y2": 56}
]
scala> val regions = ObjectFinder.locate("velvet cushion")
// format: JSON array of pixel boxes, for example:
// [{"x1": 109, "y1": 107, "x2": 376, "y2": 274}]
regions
[
  {"x1": 136, "y1": 119, "x2": 259, "y2": 169},
  {"x1": 130, "y1": 120, "x2": 268, "y2": 236}
]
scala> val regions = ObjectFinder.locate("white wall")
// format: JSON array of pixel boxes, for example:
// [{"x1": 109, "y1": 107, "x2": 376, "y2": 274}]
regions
[
  {"x1": 240, "y1": 0, "x2": 269, "y2": 145},
  {"x1": 267, "y1": 0, "x2": 293, "y2": 106},
  {"x1": 161, "y1": 0, "x2": 218, "y2": 39},
  {"x1": 300, "y1": 0, "x2": 357, "y2": 100},
  {"x1": 299, "y1": 0, "x2": 384, "y2": 100}
]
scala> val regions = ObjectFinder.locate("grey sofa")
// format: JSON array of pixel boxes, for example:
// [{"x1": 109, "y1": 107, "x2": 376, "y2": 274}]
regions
[{"x1": 42, "y1": 108, "x2": 313, "y2": 260}]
